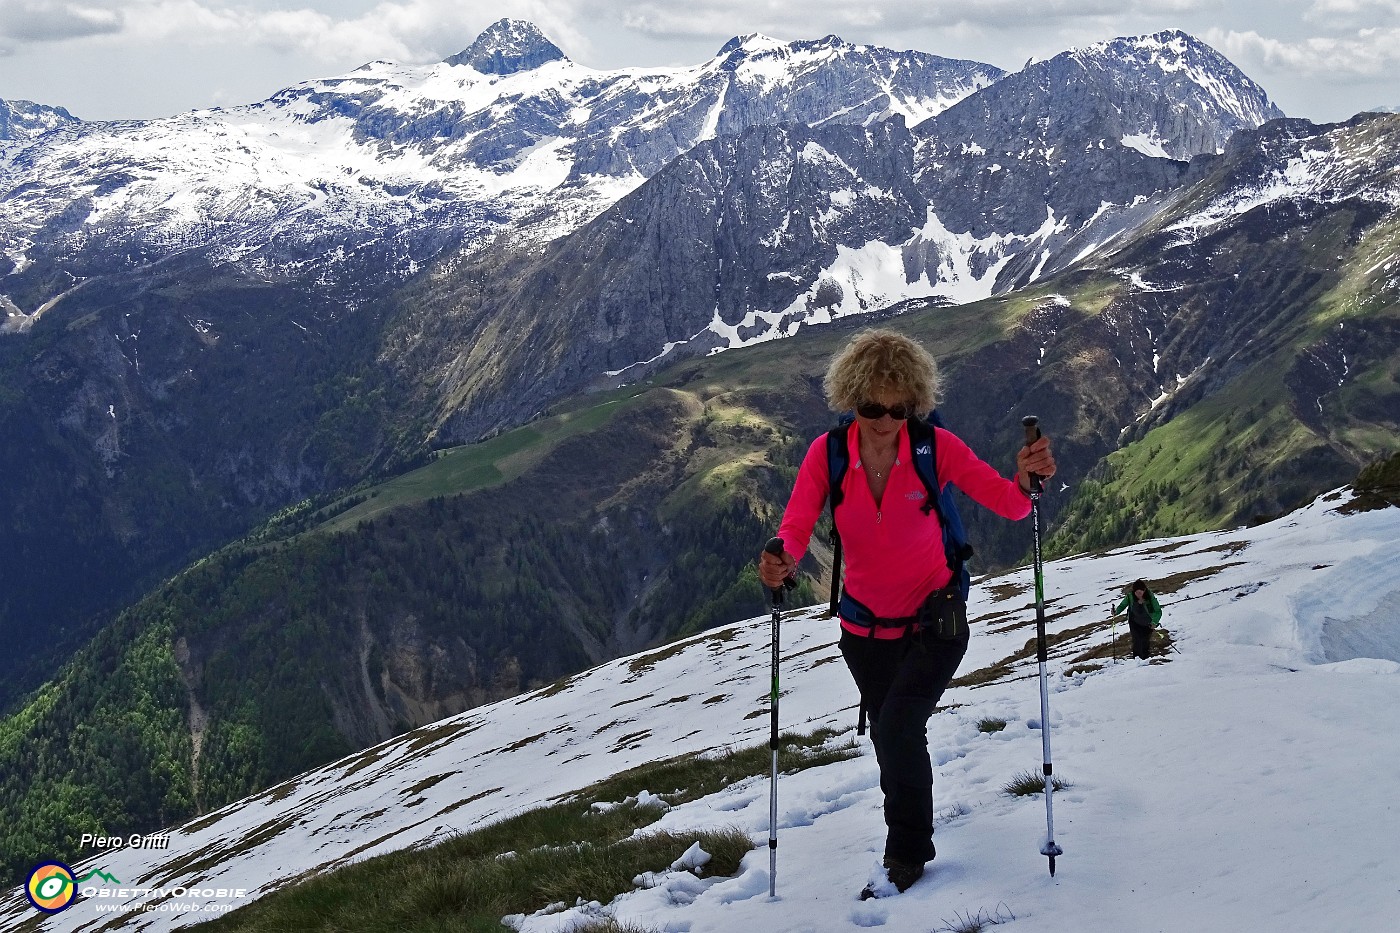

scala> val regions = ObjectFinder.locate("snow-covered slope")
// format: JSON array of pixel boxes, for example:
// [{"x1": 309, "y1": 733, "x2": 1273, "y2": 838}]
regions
[
  {"x1": 6, "y1": 490, "x2": 1396, "y2": 930},
  {"x1": 1164, "y1": 114, "x2": 1400, "y2": 235}
]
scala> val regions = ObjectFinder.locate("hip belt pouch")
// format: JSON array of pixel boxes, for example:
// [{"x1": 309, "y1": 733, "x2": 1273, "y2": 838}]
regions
[{"x1": 920, "y1": 583, "x2": 967, "y2": 640}]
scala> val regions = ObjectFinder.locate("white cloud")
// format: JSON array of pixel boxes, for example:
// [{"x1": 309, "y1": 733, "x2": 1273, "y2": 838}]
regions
[
  {"x1": 1208, "y1": 24, "x2": 1400, "y2": 78},
  {"x1": 0, "y1": 1, "x2": 123, "y2": 41},
  {"x1": 1303, "y1": 0, "x2": 1400, "y2": 31},
  {"x1": 616, "y1": 0, "x2": 1214, "y2": 40},
  {"x1": 1307, "y1": 0, "x2": 1400, "y2": 15}
]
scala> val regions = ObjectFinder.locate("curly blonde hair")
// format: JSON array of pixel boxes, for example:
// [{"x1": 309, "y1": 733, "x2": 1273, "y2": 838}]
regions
[{"x1": 823, "y1": 329, "x2": 942, "y2": 415}]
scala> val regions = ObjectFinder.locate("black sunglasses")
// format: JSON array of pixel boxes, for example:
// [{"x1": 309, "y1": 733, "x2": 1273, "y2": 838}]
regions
[{"x1": 856, "y1": 401, "x2": 914, "y2": 420}]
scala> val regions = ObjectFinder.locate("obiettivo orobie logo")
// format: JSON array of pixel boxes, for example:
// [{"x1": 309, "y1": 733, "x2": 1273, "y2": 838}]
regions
[
  {"x1": 26, "y1": 862, "x2": 78, "y2": 913},
  {"x1": 25, "y1": 863, "x2": 122, "y2": 913}
]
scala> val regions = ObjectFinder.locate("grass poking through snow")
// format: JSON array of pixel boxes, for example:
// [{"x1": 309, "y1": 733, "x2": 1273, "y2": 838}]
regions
[
  {"x1": 203, "y1": 730, "x2": 857, "y2": 932},
  {"x1": 1001, "y1": 769, "x2": 1071, "y2": 797}
]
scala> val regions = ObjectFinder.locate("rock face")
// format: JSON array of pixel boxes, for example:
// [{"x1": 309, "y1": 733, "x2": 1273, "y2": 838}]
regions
[
  {"x1": 444, "y1": 18, "x2": 567, "y2": 74},
  {"x1": 0, "y1": 99, "x2": 80, "y2": 140}
]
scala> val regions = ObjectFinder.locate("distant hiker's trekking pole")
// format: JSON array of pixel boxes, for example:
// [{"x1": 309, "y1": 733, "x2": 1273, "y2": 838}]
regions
[
  {"x1": 763, "y1": 537, "x2": 795, "y2": 898},
  {"x1": 1023, "y1": 416, "x2": 1064, "y2": 877},
  {"x1": 1110, "y1": 603, "x2": 1119, "y2": 663}
]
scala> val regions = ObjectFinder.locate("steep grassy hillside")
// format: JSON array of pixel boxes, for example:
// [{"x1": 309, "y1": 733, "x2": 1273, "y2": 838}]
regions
[
  {"x1": 0, "y1": 268, "x2": 423, "y2": 712},
  {"x1": 1047, "y1": 119, "x2": 1400, "y2": 555},
  {"x1": 0, "y1": 375, "x2": 808, "y2": 884}
]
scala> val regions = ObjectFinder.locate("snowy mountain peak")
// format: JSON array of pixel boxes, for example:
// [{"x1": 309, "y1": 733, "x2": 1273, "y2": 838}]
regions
[
  {"x1": 444, "y1": 18, "x2": 566, "y2": 74},
  {"x1": 1068, "y1": 30, "x2": 1284, "y2": 126},
  {"x1": 1074, "y1": 29, "x2": 1237, "y2": 78},
  {"x1": 0, "y1": 98, "x2": 81, "y2": 140},
  {"x1": 716, "y1": 31, "x2": 908, "y2": 67},
  {"x1": 716, "y1": 32, "x2": 790, "y2": 58}
]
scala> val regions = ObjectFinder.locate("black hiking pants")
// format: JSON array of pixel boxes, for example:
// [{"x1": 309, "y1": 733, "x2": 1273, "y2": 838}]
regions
[
  {"x1": 1129, "y1": 622, "x2": 1153, "y2": 660},
  {"x1": 840, "y1": 626, "x2": 969, "y2": 866}
]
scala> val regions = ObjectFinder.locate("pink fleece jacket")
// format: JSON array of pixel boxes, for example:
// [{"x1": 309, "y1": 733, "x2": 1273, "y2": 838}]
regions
[{"x1": 777, "y1": 421, "x2": 1032, "y2": 637}]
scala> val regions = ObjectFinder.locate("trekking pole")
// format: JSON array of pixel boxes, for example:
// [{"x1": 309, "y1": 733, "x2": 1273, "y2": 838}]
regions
[
  {"x1": 1110, "y1": 603, "x2": 1118, "y2": 663},
  {"x1": 1022, "y1": 416, "x2": 1064, "y2": 877},
  {"x1": 763, "y1": 537, "x2": 795, "y2": 898}
]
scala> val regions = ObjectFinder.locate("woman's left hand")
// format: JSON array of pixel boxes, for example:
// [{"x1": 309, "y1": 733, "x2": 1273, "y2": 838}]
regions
[{"x1": 1017, "y1": 435, "x2": 1057, "y2": 491}]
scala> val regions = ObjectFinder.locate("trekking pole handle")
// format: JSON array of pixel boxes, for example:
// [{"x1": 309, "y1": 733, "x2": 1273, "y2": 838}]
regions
[
  {"x1": 764, "y1": 537, "x2": 796, "y2": 601},
  {"x1": 1021, "y1": 415, "x2": 1043, "y2": 494}
]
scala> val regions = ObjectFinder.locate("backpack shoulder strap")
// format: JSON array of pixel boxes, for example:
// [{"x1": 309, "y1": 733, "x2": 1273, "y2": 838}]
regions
[
  {"x1": 914, "y1": 412, "x2": 976, "y2": 599},
  {"x1": 905, "y1": 416, "x2": 942, "y2": 519},
  {"x1": 825, "y1": 420, "x2": 853, "y2": 513},
  {"x1": 824, "y1": 419, "x2": 853, "y2": 618}
]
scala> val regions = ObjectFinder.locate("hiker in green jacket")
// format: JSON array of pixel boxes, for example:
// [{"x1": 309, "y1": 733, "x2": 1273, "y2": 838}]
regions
[{"x1": 1114, "y1": 579, "x2": 1163, "y2": 659}]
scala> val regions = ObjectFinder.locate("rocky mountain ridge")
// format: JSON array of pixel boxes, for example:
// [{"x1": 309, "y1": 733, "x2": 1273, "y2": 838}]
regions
[
  {"x1": 0, "y1": 98, "x2": 80, "y2": 142},
  {"x1": 390, "y1": 30, "x2": 1286, "y2": 443},
  {"x1": 0, "y1": 19, "x2": 1003, "y2": 329}
]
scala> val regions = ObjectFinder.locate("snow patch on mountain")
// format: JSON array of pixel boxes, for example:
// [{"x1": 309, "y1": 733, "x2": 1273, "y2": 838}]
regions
[
  {"x1": 1121, "y1": 132, "x2": 1171, "y2": 158},
  {"x1": 682, "y1": 198, "x2": 1122, "y2": 361},
  {"x1": 740, "y1": 207, "x2": 1061, "y2": 347},
  {"x1": 1169, "y1": 118, "x2": 1400, "y2": 235},
  {"x1": 1170, "y1": 155, "x2": 1326, "y2": 232}
]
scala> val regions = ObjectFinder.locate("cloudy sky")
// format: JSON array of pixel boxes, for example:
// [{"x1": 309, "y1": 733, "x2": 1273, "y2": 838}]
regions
[{"x1": 1, "y1": 0, "x2": 1397, "y2": 123}]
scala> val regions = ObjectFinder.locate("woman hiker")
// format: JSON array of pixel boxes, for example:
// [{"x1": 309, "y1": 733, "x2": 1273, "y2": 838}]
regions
[
  {"x1": 757, "y1": 329, "x2": 1056, "y2": 897},
  {"x1": 1114, "y1": 579, "x2": 1163, "y2": 659}
]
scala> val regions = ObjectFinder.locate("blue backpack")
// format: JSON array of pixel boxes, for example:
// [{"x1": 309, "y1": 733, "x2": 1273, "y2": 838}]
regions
[{"x1": 824, "y1": 411, "x2": 975, "y2": 620}]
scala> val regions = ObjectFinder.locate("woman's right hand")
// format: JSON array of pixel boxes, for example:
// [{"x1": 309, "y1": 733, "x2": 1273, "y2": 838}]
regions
[{"x1": 758, "y1": 547, "x2": 796, "y2": 589}]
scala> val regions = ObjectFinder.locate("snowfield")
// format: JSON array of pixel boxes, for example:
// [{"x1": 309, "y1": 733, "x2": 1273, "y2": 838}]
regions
[{"x1": 4, "y1": 490, "x2": 1398, "y2": 931}]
